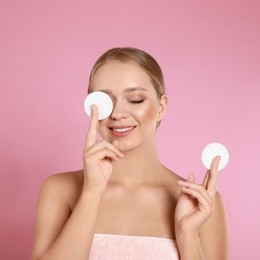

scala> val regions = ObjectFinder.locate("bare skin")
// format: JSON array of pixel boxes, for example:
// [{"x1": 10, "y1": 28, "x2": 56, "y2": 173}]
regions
[{"x1": 31, "y1": 62, "x2": 229, "y2": 260}]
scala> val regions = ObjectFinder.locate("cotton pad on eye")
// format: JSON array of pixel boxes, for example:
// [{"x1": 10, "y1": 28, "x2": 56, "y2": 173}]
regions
[
  {"x1": 201, "y1": 142, "x2": 229, "y2": 171},
  {"x1": 84, "y1": 91, "x2": 113, "y2": 120}
]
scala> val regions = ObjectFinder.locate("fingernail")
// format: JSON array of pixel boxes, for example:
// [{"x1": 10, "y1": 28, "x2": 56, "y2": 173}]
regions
[{"x1": 178, "y1": 180, "x2": 185, "y2": 185}]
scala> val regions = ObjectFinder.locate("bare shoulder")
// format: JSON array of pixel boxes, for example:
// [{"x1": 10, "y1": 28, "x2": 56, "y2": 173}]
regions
[
  {"x1": 40, "y1": 170, "x2": 84, "y2": 209},
  {"x1": 162, "y1": 165, "x2": 185, "y2": 181},
  {"x1": 31, "y1": 170, "x2": 84, "y2": 259},
  {"x1": 160, "y1": 165, "x2": 183, "y2": 198},
  {"x1": 42, "y1": 170, "x2": 83, "y2": 191}
]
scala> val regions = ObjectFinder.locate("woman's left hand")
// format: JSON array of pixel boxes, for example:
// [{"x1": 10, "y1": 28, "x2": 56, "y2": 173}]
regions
[{"x1": 174, "y1": 156, "x2": 221, "y2": 236}]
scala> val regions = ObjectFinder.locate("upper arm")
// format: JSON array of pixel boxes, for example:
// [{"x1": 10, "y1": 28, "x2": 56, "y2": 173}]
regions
[
  {"x1": 31, "y1": 174, "x2": 72, "y2": 260},
  {"x1": 199, "y1": 192, "x2": 229, "y2": 259}
]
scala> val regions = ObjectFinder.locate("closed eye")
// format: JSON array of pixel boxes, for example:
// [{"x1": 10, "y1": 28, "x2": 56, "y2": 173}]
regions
[{"x1": 129, "y1": 100, "x2": 144, "y2": 104}]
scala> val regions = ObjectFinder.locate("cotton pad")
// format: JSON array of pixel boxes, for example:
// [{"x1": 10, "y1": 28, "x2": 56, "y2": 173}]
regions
[
  {"x1": 84, "y1": 91, "x2": 113, "y2": 120},
  {"x1": 201, "y1": 142, "x2": 229, "y2": 170}
]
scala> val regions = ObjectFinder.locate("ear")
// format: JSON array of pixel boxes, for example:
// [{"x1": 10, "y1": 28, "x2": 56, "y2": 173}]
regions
[{"x1": 157, "y1": 94, "x2": 168, "y2": 122}]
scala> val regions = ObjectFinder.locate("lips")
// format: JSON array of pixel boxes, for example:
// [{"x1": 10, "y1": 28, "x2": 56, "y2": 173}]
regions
[
  {"x1": 112, "y1": 127, "x2": 134, "y2": 133},
  {"x1": 109, "y1": 126, "x2": 136, "y2": 136}
]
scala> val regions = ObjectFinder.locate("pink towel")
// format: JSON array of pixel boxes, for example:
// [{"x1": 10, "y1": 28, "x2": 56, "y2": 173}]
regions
[{"x1": 89, "y1": 234, "x2": 179, "y2": 259}]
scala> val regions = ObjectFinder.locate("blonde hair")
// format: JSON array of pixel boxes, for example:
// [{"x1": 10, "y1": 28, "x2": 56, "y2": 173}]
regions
[{"x1": 88, "y1": 47, "x2": 165, "y2": 98}]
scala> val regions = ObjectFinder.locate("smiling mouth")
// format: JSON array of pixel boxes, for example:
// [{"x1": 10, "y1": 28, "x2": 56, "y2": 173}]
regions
[{"x1": 111, "y1": 127, "x2": 135, "y2": 133}]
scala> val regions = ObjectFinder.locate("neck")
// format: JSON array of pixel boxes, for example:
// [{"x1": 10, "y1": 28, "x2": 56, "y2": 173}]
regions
[{"x1": 109, "y1": 139, "x2": 164, "y2": 187}]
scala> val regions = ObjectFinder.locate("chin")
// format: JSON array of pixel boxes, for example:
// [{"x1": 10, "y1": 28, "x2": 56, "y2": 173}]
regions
[
  {"x1": 117, "y1": 142, "x2": 137, "y2": 152},
  {"x1": 120, "y1": 140, "x2": 151, "y2": 153}
]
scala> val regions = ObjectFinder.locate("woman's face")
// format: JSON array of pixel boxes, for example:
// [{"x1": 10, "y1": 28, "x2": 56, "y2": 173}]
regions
[{"x1": 91, "y1": 61, "x2": 167, "y2": 152}]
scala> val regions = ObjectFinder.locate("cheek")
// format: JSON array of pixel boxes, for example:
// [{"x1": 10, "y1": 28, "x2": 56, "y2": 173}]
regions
[{"x1": 135, "y1": 102, "x2": 158, "y2": 122}]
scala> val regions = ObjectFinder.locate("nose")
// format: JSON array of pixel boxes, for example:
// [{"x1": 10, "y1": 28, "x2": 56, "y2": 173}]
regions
[{"x1": 110, "y1": 99, "x2": 129, "y2": 120}]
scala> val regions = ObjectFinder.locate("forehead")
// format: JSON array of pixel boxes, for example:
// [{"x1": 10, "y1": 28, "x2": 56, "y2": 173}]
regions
[{"x1": 92, "y1": 61, "x2": 154, "y2": 92}]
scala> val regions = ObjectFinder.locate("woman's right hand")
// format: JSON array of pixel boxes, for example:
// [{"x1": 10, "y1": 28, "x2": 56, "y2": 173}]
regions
[{"x1": 82, "y1": 105, "x2": 124, "y2": 194}]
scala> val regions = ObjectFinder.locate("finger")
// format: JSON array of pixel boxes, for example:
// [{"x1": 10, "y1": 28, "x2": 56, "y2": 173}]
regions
[
  {"x1": 84, "y1": 140, "x2": 124, "y2": 159},
  {"x1": 177, "y1": 174, "x2": 194, "y2": 199},
  {"x1": 180, "y1": 186, "x2": 214, "y2": 213},
  {"x1": 88, "y1": 149, "x2": 122, "y2": 163},
  {"x1": 179, "y1": 173, "x2": 196, "y2": 187},
  {"x1": 112, "y1": 140, "x2": 119, "y2": 149},
  {"x1": 202, "y1": 170, "x2": 210, "y2": 189},
  {"x1": 85, "y1": 105, "x2": 99, "y2": 148},
  {"x1": 187, "y1": 173, "x2": 195, "y2": 183},
  {"x1": 207, "y1": 155, "x2": 221, "y2": 196},
  {"x1": 178, "y1": 181, "x2": 211, "y2": 200},
  {"x1": 178, "y1": 181, "x2": 213, "y2": 204}
]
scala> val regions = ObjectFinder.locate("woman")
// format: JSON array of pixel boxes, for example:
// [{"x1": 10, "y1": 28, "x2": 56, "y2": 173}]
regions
[{"x1": 31, "y1": 47, "x2": 229, "y2": 259}]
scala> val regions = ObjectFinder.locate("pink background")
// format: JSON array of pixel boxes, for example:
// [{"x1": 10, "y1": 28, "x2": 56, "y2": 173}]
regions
[{"x1": 1, "y1": 1, "x2": 259, "y2": 259}]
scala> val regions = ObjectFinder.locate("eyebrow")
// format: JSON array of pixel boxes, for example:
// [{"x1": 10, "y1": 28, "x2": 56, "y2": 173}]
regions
[
  {"x1": 124, "y1": 87, "x2": 148, "y2": 93},
  {"x1": 98, "y1": 87, "x2": 148, "y2": 94}
]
